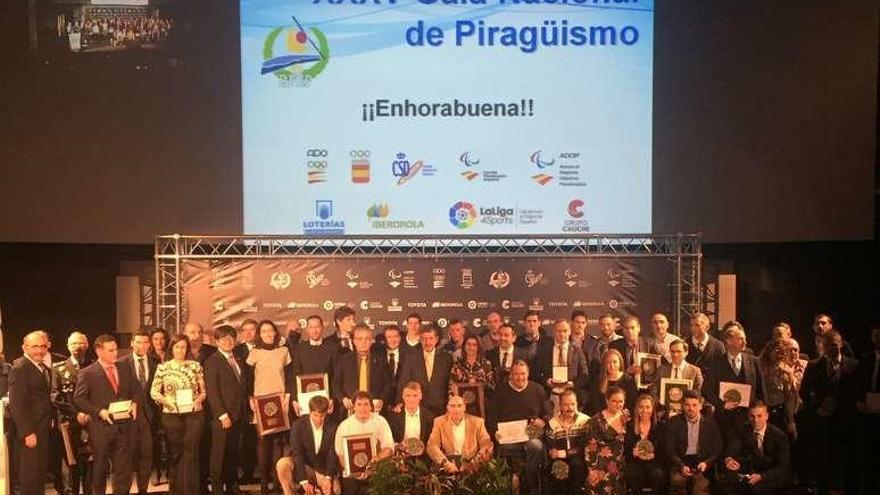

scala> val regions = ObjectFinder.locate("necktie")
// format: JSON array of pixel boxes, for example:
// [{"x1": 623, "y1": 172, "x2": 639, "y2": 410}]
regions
[
  {"x1": 557, "y1": 344, "x2": 566, "y2": 367},
  {"x1": 39, "y1": 363, "x2": 51, "y2": 387},
  {"x1": 105, "y1": 365, "x2": 119, "y2": 394},
  {"x1": 731, "y1": 357, "x2": 740, "y2": 375},
  {"x1": 502, "y1": 351, "x2": 509, "y2": 369},
  {"x1": 137, "y1": 357, "x2": 147, "y2": 387},
  {"x1": 695, "y1": 341, "x2": 703, "y2": 352},
  {"x1": 358, "y1": 355, "x2": 369, "y2": 392},
  {"x1": 342, "y1": 338, "x2": 350, "y2": 350},
  {"x1": 755, "y1": 430, "x2": 763, "y2": 453},
  {"x1": 388, "y1": 352, "x2": 396, "y2": 376},
  {"x1": 227, "y1": 355, "x2": 241, "y2": 382},
  {"x1": 673, "y1": 366, "x2": 680, "y2": 379}
]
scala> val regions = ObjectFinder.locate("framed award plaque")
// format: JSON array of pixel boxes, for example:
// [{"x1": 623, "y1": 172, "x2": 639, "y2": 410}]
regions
[
  {"x1": 254, "y1": 393, "x2": 291, "y2": 436},
  {"x1": 636, "y1": 353, "x2": 661, "y2": 390},
  {"x1": 297, "y1": 373, "x2": 330, "y2": 414},
  {"x1": 455, "y1": 382, "x2": 486, "y2": 417},
  {"x1": 343, "y1": 433, "x2": 375, "y2": 477}
]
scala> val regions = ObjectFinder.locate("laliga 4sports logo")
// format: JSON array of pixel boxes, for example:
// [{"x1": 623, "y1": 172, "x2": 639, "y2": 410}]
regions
[{"x1": 261, "y1": 16, "x2": 329, "y2": 85}]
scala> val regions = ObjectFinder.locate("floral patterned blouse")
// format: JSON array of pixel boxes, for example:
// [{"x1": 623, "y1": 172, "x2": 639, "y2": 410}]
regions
[
  {"x1": 450, "y1": 357, "x2": 497, "y2": 393},
  {"x1": 150, "y1": 359, "x2": 207, "y2": 414}
]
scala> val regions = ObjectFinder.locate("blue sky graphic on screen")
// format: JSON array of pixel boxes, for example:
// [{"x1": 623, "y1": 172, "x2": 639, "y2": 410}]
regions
[{"x1": 241, "y1": 0, "x2": 653, "y2": 236}]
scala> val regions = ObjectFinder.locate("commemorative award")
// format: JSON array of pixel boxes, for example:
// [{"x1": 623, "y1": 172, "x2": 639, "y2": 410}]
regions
[
  {"x1": 296, "y1": 373, "x2": 330, "y2": 414},
  {"x1": 636, "y1": 353, "x2": 661, "y2": 389},
  {"x1": 719, "y1": 382, "x2": 752, "y2": 408},
  {"x1": 108, "y1": 400, "x2": 133, "y2": 422},
  {"x1": 455, "y1": 382, "x2": 486, "y2": 417},
  {"x1": 254, "y1": 393, "x2": 291, "y2": 436},
  {"x1": 343, "y1": 433, "x2": 375, "y2": 477}
]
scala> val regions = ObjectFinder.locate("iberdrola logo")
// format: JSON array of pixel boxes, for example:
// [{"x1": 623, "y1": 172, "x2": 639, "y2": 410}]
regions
[{"x1": 261, "y1": 16, "x2": 329, "y2": 85}]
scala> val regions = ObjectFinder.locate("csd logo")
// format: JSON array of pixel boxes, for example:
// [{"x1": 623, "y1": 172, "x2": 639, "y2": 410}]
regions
[{"x1": 306, "y1": 149, "x2": 328, "y2": 157}]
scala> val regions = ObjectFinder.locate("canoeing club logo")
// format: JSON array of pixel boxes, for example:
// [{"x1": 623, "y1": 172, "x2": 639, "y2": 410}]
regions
[{"x1": 261, "y1": 16, "x2": 329, "y2": 86}]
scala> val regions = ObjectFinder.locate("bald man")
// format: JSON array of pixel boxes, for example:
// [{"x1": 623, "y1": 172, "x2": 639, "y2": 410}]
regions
[
  {"x1": 9, "y1": 331, "x2": 55, "y2": 495},
  {"x1": 183, "y1": 322, "x2": 217, "y2": 364},
  {"x1": 52, "y1": 331, "x2": 95, "y2": 495}
]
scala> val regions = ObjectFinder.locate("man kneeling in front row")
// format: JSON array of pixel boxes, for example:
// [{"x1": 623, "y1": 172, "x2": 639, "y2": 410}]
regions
[{"x1": 276, "y1": 396, "x2": 340, "y2": 495}]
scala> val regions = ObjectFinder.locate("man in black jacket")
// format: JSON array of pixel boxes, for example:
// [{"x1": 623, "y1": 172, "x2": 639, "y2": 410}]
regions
[
  {"x1": 117, "y1": 329, "x2": 159, "y2": 495},
  {"x1": 205, "y1": 325, "x2": 249, "y2": 495},
  {"x1": 687, "y1": 313, "x2": 726, "y2": 382},
  {"x1": 385, "y1": 381, "x2": 435, "y2": 445},
  {"x1": 396, "y1": 325, "x2": 452, "y2": 416},
  {"x1": 333, "y1": 324, "x2": 392, "y2": 414},
  {"x1": 51, "y1": 330, "x2": 94, "y2": 495},
  {"x1": 665, "y1": 390, "x2": 722, "y2": 495},
  {"x1": 535, "y1": 319, "x2": 590, "y2": 409},
  {"x1": 371, "y1": 324, "x2": 407, "y2": 411},
  {"x1": 721, "y1": 401, "x2": 790, "y2": 495},
  {"x1": 9, "y1": 330, "x2": 55, "y2": 495},
  {"x1": 277, "y1": 396, "x2": 339, "y2": 495},
  {"x1": 610, "y1": 315, "x2": 662, "y2": 377},
  {"x1": 74, "y1": 334, "x2": 145, "y2": 495}
]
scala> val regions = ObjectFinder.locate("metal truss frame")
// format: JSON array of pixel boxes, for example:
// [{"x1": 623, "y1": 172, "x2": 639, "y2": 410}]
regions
[{"x1": 156, "y1": 234, "x2": 701, "y2": 334}]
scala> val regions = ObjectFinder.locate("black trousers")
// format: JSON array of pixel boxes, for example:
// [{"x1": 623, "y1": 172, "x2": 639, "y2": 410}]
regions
[
  {"x1": 162, "y1": 411, "x2": 205, "y2": 495},
  {"x1": 89, "y1": 421, "x2": 135, "y2": 495},
  {"x1": 16, "y1": 426, "x2": 49, "y2": 495},
  {"x1": 258, "y1": 430, "x2": 286, "y2": 491},
  {"x1": 210, "y1": 415, "x2": 245, "y2": 493},
  {"x1": 627, "y1": 459, "x2": 666, "y2": 494},
  {"x1": 62, "y1": 421, "x2": 94, "y2": 495},
  {"x1": 340, "y1": 477, "x2": 370, "y2": 495},
  {"x1": 131, "y1": 416, "x2": 154, "y2": 493}
]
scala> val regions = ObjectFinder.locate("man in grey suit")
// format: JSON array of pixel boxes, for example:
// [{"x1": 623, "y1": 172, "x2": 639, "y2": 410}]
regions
[
  {"x1": 651, "y1": 339, "x2": 704, "y2": 398},
  {"x1": 536, "y1": 319, "x2": 590, "y2": 409}
]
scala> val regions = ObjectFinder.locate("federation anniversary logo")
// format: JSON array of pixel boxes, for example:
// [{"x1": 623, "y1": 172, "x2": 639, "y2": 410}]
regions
[{"x1": 261, "y1": 16, "x2": 329, "y2": 86}]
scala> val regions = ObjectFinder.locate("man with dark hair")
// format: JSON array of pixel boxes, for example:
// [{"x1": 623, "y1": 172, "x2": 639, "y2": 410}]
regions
[
  {"x1": 721, "y1": 401, "x2": 790, "y2": 495},
  {"x1": 811, "y1": 313, "x2": 855, "y2": 358},
  {"x1": 233, "y1": 318, "x2": 259, "y2": 484},
  {"x1": 372, "y1": 324, "x2": 406, "y2": 409},
  {"x1": 51, "y1": 330, "x2": 95, "y2": 495},
  {"x1": 396, "y1": 325, "x2": 452, "y2": 416},
  {"x1": 293, "y1": 315, "x2": 338, "y2": 416},
  {"x1": 74, "y1": 334, "x2": 144, "y2": 495},
  {"x1": 118, "y1": 329, "x2": 159, "y2": 495},
  {"x1": 333, "y1": 325, "x2": 391, "y2": 415},
  {"x1": 440, "y1": 319, "x2": 467, "y2": 360},
  {"x1": 610, "y1": 315, "x2": 662, "y2": 377},
  {"x1": 386, "y1": 381, "x2": 435, "y2": 445},
  {"x1": 334, "y1": 392, "x2": 394, "y2": 495},
  {"x1": 9, "y1": 330, "x2": 55, "y2": 495},
  {"x1": 665, "y1": 390, "x2": 722, "y2": 495},
  {"x1": 403, "y1": 313, "x2": 423, "y2": 352},
  {"x1": 799, "y1": 330, "x2": 861, "y2": 495},
  {"x1": 516, "y1": 310, "x2": 551, "y2": 366},
  {"x1": 491, "y1": 359, "x2": 550, "y2": 495},
  {"x1": 582, "y1": 313, "x2": 622, "y2": 371},
  {"x1": 327, "y1": 306, "x2": 357, "y2": 353},
  {"x1": 653, "y1": 339, "x2": 704, "y2": 397},
  {"x1": 277, "y1": 396, "x2": 339, "y2": 495},
  {"x1": 569, "y1": 310, "x2": 589, "y2": 348},
  {"x1": 205, "y1": 325, "x2": 248, "y2": 495},
  {"x1": 485, "y1": 323, "x2": 528, "y2": 384}
]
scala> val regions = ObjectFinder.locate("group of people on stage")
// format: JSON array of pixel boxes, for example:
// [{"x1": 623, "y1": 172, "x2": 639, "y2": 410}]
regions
[{"x1": 3, "y1": 307, "x2": 879, "y2": 495}]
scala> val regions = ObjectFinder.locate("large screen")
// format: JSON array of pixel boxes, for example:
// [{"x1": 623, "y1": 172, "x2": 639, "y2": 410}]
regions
[{"x1": 241, "y1": 0, "x2": 654, "y2": 236}]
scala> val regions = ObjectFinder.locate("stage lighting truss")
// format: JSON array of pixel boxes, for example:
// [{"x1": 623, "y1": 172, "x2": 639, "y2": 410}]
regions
[{"x1": 155, "y1": 234, "x2": 701, "y2": 335}]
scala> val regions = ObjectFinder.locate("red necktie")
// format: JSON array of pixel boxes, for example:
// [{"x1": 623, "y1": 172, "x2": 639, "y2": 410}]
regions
[{"x1": 105, "y1": 365, "x2": 119, "y2": 394}]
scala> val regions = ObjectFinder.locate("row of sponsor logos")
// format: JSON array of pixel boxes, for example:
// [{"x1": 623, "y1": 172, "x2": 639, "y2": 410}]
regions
[
  {"x1": 214, "y1": 297, "x2": 636, "y2": 320},
  {"x1": 262, "y1": 266, "x2": 639, "y2": 291},
  {"x1": 302, "y1": 198, "x2": 590, "y2": 234},
  {"x1": 305, "y1": 149, "x2": 585, "y2": 188}
]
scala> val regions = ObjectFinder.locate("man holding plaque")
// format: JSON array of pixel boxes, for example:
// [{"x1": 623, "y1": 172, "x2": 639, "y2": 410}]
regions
[
  {"x1": 74, "y1": 334, "x2": 144, "y2": 495},
  {"x1": 536, "y1": 319, "x2": 589, "y2": 406},
  {"x1": 333, "y1": 325, "x2": 391, "y2": 415},
  {"x1": 386, "y1": 381, "x2": 435, "y2": 445},
  {"x1": 426, "y1": 394, "x2": 493, "y2": 472},
  {"x1": 652, "y1": 340, "x2": 704, "y2": 398},
  {"x1": 610, "y1": 316, "x2": 662, "y2": 378},
  {"x1": 334, "y1": 392, "x2": 394, "y2": 495},
  {"x1": 491, "y1": 360, "x2": 550, "y2": 495},
  {"x1": 706, "y1": 322, "x2": 763, "y2": 439},
  {"x1": 51, "y1": 330, "x2": 94, "y2": 495},
  {"x1": 293, "y1": 315, "x2": 337, "y2": 417}
]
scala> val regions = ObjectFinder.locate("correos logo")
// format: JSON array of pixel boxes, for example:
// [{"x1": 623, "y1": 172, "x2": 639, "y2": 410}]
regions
[{"x1": 448, "y1": 201, "x2": 478, "y2": 229}]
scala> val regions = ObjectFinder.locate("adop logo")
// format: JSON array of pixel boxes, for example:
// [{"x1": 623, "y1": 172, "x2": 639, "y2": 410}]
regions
[{"x1": 261, "y1": 16, "x2": 329, "y2": 86}]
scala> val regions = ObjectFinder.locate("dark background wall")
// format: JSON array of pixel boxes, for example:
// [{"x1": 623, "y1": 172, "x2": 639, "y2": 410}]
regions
[{"x1": 0, "y1": 0, "x2": 877, "y2": 358}]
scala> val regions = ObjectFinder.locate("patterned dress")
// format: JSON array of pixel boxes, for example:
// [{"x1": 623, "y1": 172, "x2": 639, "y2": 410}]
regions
[
  {"x1": 585, "y1": 412, "x2": 626, "y2": 495},
  {"x1": 450, "y1": 357, "x2": 496, "y2": 391}
]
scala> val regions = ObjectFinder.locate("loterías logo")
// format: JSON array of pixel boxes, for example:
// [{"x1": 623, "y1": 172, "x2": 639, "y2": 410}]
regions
[{"x1": 261, "y1": 15, "x2": 329, "y2": 86}]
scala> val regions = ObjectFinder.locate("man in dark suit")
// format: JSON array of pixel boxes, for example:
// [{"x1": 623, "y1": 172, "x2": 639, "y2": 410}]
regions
[
  {"x1": 536, "y1": 319, "x2": 589, "y2": 409},
  {"x1": 582, "y1": 313, "x2": 622, "y2": 372},
  {"x1": 51, "y1": 330, "x2": 94, "y2": 495},
  {"x1": 233, "y1": 318, "x2": 259, "y2": 484},
  {"x1": 687, "y1": 313, "x2": 726, "y2": 382},
  {"x1": 858, "y1": 326, "x2": 880, "y2": 495},
  {"x1": 325, "y1": 306, "x2": 357, "y2": 354},
  {"x1": 485, "y1": 324, "x2": 528, "y2": 385},
  {"x1": 705, "y1": 323, "x2": 764, "y2": 437},
  {"x1": 799, "y1": 331, "x2": 861, "y2": 495},
  {"x1": 277, "y1": 396, "x2": 339, "y2": 495},
  {"x1": 293, "y1": 315, "x2": 339, "y2": 417},
  {"x1": 74, "y1": 334, "x2": 145, "y2": 495},
  {"x1": 665, "y1": 390, "x2": 723, "y2": 495},
  {"x1": 721, "y1": 401, "x2": 790, "y2": 495},
  {"x1": 117, "y1": 329, "x2": 159, "y2": 495},
  {"x1": 9, "y1": 330, "x2": 55, "y2": 495},
  {"x1": 610, "y1": 315, "x2": 662, "y2": 377},
  {"x1": 386, "y1": 381, "x2": 435, "y2": 445},
  {"x1": 396, "y1": 325, "x2": 452, "y2": 416},
  {"x1": 372, "y1": 324, "x2": 406, "y2": 411},
  {"x1": 333, "y1": 324, "x2": 392, "y2": 414},
  {"x1": 205, "y1": 325, "x2": 249, "y2": 495},
  {"x1": 515, "y1": 311, "x2": 552, "y2": 367}
]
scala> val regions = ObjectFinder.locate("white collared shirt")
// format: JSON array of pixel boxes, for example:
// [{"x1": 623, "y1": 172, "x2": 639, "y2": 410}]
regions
[
  {"x1": 451, "y1": 417, "x2": 466, "y2": 455},
  {"x1": 692, "y1": 333, "x2": 709, "y2": 351},
  {"x1": 728, "y1": 353, "x2": 742, "y2": 374},
  {"x1": 312, "y1": 420, "x2": 324, "y2": 455},
  {"x1": 404, "y1": 407, "x2": 421, "y2": 440},
  {"x1": 424, "y1": 349, "x2": 435, "y2": 381},
  {"x1": 309, "y1": 338, "x2": 323, "y2": 346}
]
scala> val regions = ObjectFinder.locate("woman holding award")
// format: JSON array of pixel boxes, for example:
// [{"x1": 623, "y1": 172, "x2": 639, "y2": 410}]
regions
[
  {"x1": 544, "y1": 389, "x2": 590, "y2": 495},
  {"x1": 150, "y1": 334, "x2": 207, "y2": 495},
  {"x1": 247, "y1": 320, "x2": 293, "y2": 495},
  {"x1": 625, "y1": 394, "x2": 665, "y2": 494},
  {"x1": 585, "y1": 386, "x2": 628, "y2": 495}
]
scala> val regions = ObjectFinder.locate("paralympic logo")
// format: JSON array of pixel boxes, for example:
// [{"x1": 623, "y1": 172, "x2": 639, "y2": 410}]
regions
[
  {"x1": 459, "y1": 152, "x2": 480, "y2": 167},
  {"x1": 448, "y1": 201, "x2": 478, "y2": 229},
  {"x1": 530, "y1": 150, "x2": 555, "y2": 168},
  {"x1": 261, "y1": 15, "x2": 329, "y2": 84}
]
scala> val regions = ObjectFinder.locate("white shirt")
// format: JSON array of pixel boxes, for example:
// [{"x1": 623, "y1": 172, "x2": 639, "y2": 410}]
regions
[
  {"x1": 309, "y1": 339, "x2": 323, "y2": 346},
  {"x1": 404, "y1": 407, "x2": 421, "y2": 440},
  {"x1": 424, "y1": 349, "x2": 435, "y2": 381},
  {"x1": 312, "y1": 419, "x2": 324, "y2": 455},
  {"x1": 728, "y1": 353, "x2": 742, "y2": 375},
  {"x1": 451, "y1": 417, "x2": 466, "y2": 456},
  {"x1": 406, "y1": 336, "x2": 420, "y2": 348},
  {"x1": 133, "y1": 352, "x2": 151, "y2": 383},
  {"x1": 691, "y1": 333, "x2": 709, "y2": 352},
  {"x1": 387, "y1": 348, "x2": 400, "y2": 375},
  {"x1": 334, "y1": 413, "x2": 394, "y2": 476}
]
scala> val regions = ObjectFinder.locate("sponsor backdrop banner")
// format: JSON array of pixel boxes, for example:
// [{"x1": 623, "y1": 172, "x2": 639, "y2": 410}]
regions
[{"x1": 182, "y1": 257, "x2": 672, "y2": 333}]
